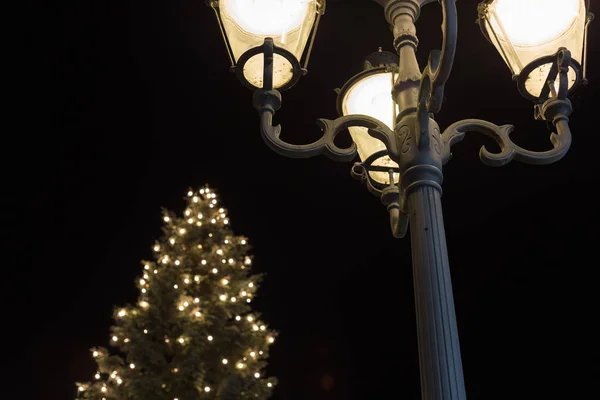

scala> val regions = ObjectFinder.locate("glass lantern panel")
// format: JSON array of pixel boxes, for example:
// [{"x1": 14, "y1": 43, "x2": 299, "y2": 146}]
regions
[
  {"x1": 483, "y1": 0, "x2": 586, "y2": 97},
  {"x1": 341, "y1": 72, "x2": 399, "y2": 185},
  {"x1": 219, "y1": 0, "x2": 318, "y2": 88}
]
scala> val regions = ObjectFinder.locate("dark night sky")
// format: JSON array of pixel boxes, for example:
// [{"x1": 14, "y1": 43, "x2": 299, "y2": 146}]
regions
[{"x1": 15, "y1": 0, "x2": 599, "y2": 399}]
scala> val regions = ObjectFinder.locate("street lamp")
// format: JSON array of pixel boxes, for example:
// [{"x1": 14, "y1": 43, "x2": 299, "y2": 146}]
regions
[{"x1": 208, "y1": 0, "x2": 593, "y2": 399}]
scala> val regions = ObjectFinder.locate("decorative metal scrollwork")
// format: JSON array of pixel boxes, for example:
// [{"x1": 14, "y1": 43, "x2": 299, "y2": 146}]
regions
[{"x1": 416, "y1": 0, "x2": 457, "y2": 149}]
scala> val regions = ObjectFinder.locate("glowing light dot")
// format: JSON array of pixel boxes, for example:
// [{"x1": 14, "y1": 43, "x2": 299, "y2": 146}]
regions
[
  {"x1": 194, "y1": 275, "x2": 200, "y2": 282},
  {"x1": 248, "y1": 282, "x2": 254, "y2": 288},
  {"x1": 175, "y1": 260, "x2": 180, "y2": 265},
  {"x1": 141, "y1": 288, "x2": 146, "y2": 293},
  {"x1": 268, "y1": 383, "x2": 273, "y2": 387},
  {"x1": 93, "y1": 351, "x2": 99, "y2": 357},
  {"x1": 143, "y1": 274, "x2": 149, "y2": 279},
  {"x1": 259, "y1": 351, "x2": 263, "y2": 355},
  {"x1": 187, "y1": 191, "x2": 193, "y2": 196},
  {"x1": 224, "y1": 239, "x2": 229, "y2": 244},
  {"x1": 219, "y1": 208, "x2": 224, "y2": 213},
  {"x1": 221, "y1": 279, "x2": 229, "y2": 285},
  {"x1": 247, "y1": 316, "x2": 254, "y2": 322},
  {"x1": 178, "y1": 338, "x2": 184, "y2": 343},
  {"x1": 245, "y1": 258, "x2": 252, "y2": 265},
  {"x1": 95, "y1": 373, "x2": 100, "y2": 379},
  {"x1": 144, "y1": 329, "x2": 148, "y2": 334},
  {"x1": 196, "y1": 221, "x2": 202, "y2": 226},
  {"x1": 222, "y1": 359, "x2": 228, "y2": 364},
  {"x1": 117, "y1": 378, "x2": 123, "y2": 384},
  {"x1": 78, "y1": 387, "x2": 84, "y2": 392},
  {"x1": 153, "y1": 245, "x2": 160, "y2": 251},
  {"x1": 250, "y1": 351, "x2": 256, "y2": 357},
  {"x1": 112, "y1": 336, "x2": 118, "y2": 342},
  {"x1": 165, "y1": 338, "x2": 170, "y2": 343},
  {"x1": 184, "y1": 278, "x2": 190, "y2": 284},
  {"x1": 187, "y1": 218, "x2": 194, "y2": 224},
  {"x1": 241, "y1": 291, "x2": 247, "y2": 296},
  {"x1": 197, "y1": 213, "x2": 203, "y2": 219},
  {"x1": 241, "y1": 240, "x2": 246, "y2": 245},
  {"x1": 211, "y1": 219, "x2": 216, "y2": 224},
  {"x1": 164, "y1": 216, "x2": 170, "y2": 222},
  {"x1": 183, "y1": 301, "x2": 189, "y2": 306},
  {"x1": 130, "y1": 363, "x2": 135, "y2": 369},
  {"x1": 223, "y1": 219, "x2": 229, "y2": 224},
  {"x1": 179, "y1": 306, "x2": 184, "y2": 311},
  {"x1": 179, "y1": 228, "x2": 186, "y2": 234},
  {"x1": 219, "y1": 295, "x2": 227, "y2": 301},
  {"x1": 207, "y1": 336, "x2": 213, "y2": 341},
  {"x1": 139, "y1": 279, "x2": 145, "y2": 285},
  {"x1": 154, "y1": 269, "x2": 158, "y2": 274},
  {"x1": 216, "y1": 249, "x2": 223, "y2": 255},
  {"x1": 169, "y1": 238, "x2": 175, "y2": 244},
  {"x1": 235, "y1": 316, "x2": 241, "y2": 321},
  {"x1": 209, "y1": 233, "x2": 213, "y2": 237},
  {"x1": 212, "y1": 200, "x2": 217, "y2": 204},
  {"x1": 144, "y1": 264, "x2": 150, "y2": 270},
  {"x1": 118, "y1": 310, "x2": 126, "y2": 317},
  {"x1": 200, "y1": 189, "x2": 205, "y2": 194},
  {"x1": 172, "y1": 368, "x2": 178, "y2": 373},
  {"x1": 268, "y1": 337, "x2": 275, "y2": 343},
  {"x1": 237, "y1": 363, "x2": 244, "y2": 369},
  {"x1": 254, "y1": 373, "x2": 260, "y2": 378},
  {"x1": 193, "y1": 196, "x2": 199, "y2": 203},
  {"x1": 110, "y1": 372, "x2": 116, "y2": 378},
  {"x1": 124, "y1": 338, "x2": 130, "y2": 343},
  {"x1": 247, "y1": 299, "x2": 251, "y2": 303},
  {"x1": 140, "y1": 301, "x2": 149, "y2": 308},
  {"x1": 228, "y1": 258, "x2": 234, "y2": 264},
  {"x1": 222, "y1": 259, "x2": 227, "y2": 264},
  {"x1": 174, "y1": 284, "x2": 178, "y2": 289},
  {"x1": 185, "y1": 210, "x2": 191, "y2": 216},
  {"x1": 260, "y1": 325, "x2": 266, "y2": 331},
  {"x1": 201, "y1": 260, "x2": 207, "y2": 265},
  {"x1": 194, "y1": 297, "x2": 200, "y2": 303},
  {"x1": 195, "y1": 311, "x2": 201, "y2": 317},
  {"x1": 204, "y1": 387, "x2": 211, "y2": 393},
  {"x1": 231, "y1": 297, "x2": 237, "y2": 302},
  {"x1": 253, "y1": 325, "x2": 259, "y2": 331},
  {"x1": 212, "y1": 268, "x2": 218, "y2": 274},
  {"x1": 101, "y1": 387, "x2": 107, "y2": 393}
]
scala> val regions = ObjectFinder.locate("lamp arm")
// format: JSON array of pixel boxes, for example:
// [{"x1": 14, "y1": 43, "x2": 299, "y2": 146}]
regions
[
  {"x1": 440, "y1": 112, "x2": 573, "y2": 167},
  {"x1": 416, "y1": 0, "x2": 458, "y2": 149}
]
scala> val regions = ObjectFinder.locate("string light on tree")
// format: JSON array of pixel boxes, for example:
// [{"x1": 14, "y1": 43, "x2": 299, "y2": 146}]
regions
[{"x1": 75, "y1": 186, "x2": 277, "y2": 400}]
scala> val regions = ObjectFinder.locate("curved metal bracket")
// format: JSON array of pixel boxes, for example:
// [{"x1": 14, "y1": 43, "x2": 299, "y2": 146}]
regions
[{"x1": 416, "y1": 0, "x2": 457, "y2": 149}]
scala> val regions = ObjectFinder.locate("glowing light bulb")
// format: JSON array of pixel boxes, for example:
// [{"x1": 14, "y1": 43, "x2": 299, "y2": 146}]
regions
[
  {"x1": 250, "y1": 351, "x2": 256, "y2": 357},
  {"x1": 194, "y1": 297, "x2": 200, "y2": 303},
  {"x1": 188, "y1": 190, "x2": 193, "y2": 196},
  {"x1": 139, "y1": 279, "x2": 145, "y2": 285},
  {"x1": 118, "y1": 310, "x2": 126, "y2": 317},
  {"x1": 208, "y1": 335, "x2": 213, "y2": 341},
  {"x1": 95, "y1": 373, "x2": 101, "y2": 379},
  {"x1": 247, "y1": 299, "x2": 251, "y2": 303},
  {"x1": 219, "y1": 294, "x2": 227, "y2": 301},
  {"x1": 141, "y1": 288, "x2": 146, "y2": 293},
  {"x1": 144, "y1": 264, "x2": 150, "y2": 270},
  {"x1": 144, "y1": 329, "x2": 148, "y2": 334},
  {"x1": 211, "y1": 218, "x2": 216, "y2": 224},
  {"x1": 194, "y1": 275, "x2": 200, "y2": 282},
  {"x1": 195, "y1": 311, "x2": 201, "y2": 317},
  {"x1": 241, "y1": 291, "x2": 247, "y2": 296},
  {"x1": 184, "y1": 278, "x2": 190, "y2": 284},
  {"x1": 153, "y1": 245, "x2": 160, "y2": 251},
  {"x1": 248, "y1": 282, "x2": 254, "y2": 288},
  {"x1": 268, "y1": 382, "x2": 273, "y2": 387},
  {"x1": 253, "y1": 325, "x2": 259, "y2": 331},
  {"x1": 110, "y1": 372, "x2": 116, "y2": 378},
  {"x1": 224, "y1": 219, "x2": 229, "y2": 224},
  {"x1": 187, "y1": 218, "x2": 194, "y2": 224},
  {"x1": 235, "y1": 316, "x2": 241, "y2": 321},
  {"x1": 241, "y1": 240, "x2": 246, "y2": 245},
  {"x1": 174, "y1": 284, "x2": 179, "y2": 289},
  {"x1": 197, "y1": 213, "x2": 203, "y2": 219},
  {"x1": 201, "y1": 259, "x2": 207, "y2": 265},
  {"x1": 254, "y1": 372, "x2": 260, "y2": 378},
  {"x1": 222, "y1": 359, "x2": 228, "y2": 364},
  {"x1": 124, "y1": 338, "x2": 130, "y2": 343},
  {"x1": 154, "y1": 269, "x2": 158, "y2": 274},
  {"x1": 178, "y1": 306, "x2": 184, "y2": 311},
  {"x1": 216, "y1": 249, "x2": 223, "y2": 255},
  {"x1": 140, "y1": 301, "x2": 149, "y2": 308},
  {"x1": 101, "y1": 386, "x2": 107, "y2": 393},
  {"x1": 130, "y1": 363, "x2": 135, "y2": 369},
  {"x1": 164, "y1": 216, "x2": 170, "y2": 222},
  {"x1": 219, "y1": 208, "x2": 224, "y2": 212},
  {"x1": 179, "y1": 228, "x2": 186, "y2": 234},
  {"x1": 78, "y1": 387, "x2": 84, "y2": 392},
  {"x1": 178, "y1": 337, "x2": 184, "y2": 343},
  {"x1": 204, "y1": 387, "x2": 211, "y2": 392},
  {"x1": 112, "y1": 336, "x2": 118, "y2": 342},
  {"x1": 170, "y1": 238, "x2": 175, "y2": 244},
  {"x1": 174, "y1": 260, "x2": 180, "y2": 265},
  {"x1": 268, "y1": 337, "x2": 275, "y2": 343},
  {"x1": 165, "y1": 338, "x2": 170, "y2": 343},
  {"x1": 260, "y1": 325, "x2": 266, "y2": 331},
  {"x1": 183, "y1": 301, "x2": 189, "y2": 306},
  {"x1": 231, "y1": 297, "x2": 237, "y2": 302},
  {"x1": 237, "y1": 363, "x2": 244, "y2": 369},
  {"x1": 196, "y1": 221, "x2": 202, "y2": 226},
  {"x1": 93, "y1": 351, "x2": 99, "y2": 357},
  {"x1": 247, "y1": 316, "x2": 254, "y2": 322},
  {"x1": 221, "y1": 278, "x2": 229, "y2": 285},
  {"x1": 245, "y1": 258, "x2": 251, "y2": 265},
  {"x1": 212, "y1": 268, "x2": 218, "y2": 274},
  {"x1": 185, "y1": 209, "x2": 191, "y2": 216},
  {"x1": 143, "y1": 274, "x2": 149, "y2": 279},
  {"x1": 117, "y1": 378, "x2": 123, "y2": 384},
  {"x1": 172, "y1": 368, "x2": 178, "y2": 373},
  {"x1": 228, "y1": 258, "x2": 234, "y2": 264},
  {"x1": 193, "y1": 196, "x2": 199, "y2": 203}
]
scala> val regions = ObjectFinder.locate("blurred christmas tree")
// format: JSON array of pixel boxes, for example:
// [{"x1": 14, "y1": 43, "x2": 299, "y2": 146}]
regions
[{"x1": 75, "y1": 186, "x2": 278, "y2": 400}]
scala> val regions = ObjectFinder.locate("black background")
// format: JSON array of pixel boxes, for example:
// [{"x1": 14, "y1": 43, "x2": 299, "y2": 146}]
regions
[{"x1": 16, "y1": 0, "x2": 599, "y2": 399}]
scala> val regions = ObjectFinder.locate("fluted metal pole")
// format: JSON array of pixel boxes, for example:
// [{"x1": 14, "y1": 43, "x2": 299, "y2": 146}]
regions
[{"x1": 408, "y1": 186, "x2": 466, "y2": 400}]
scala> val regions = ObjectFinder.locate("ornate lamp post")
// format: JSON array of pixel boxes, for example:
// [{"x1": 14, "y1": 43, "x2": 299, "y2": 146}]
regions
[{"x1": 208, "y1": 0, "x2": 593, "y2": 398}]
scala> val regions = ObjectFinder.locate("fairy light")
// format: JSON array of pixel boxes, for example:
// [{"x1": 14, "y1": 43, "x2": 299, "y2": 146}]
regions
[
  {"x1": 259, "y1": 351, "x2": 263, "y2": 355},
  {"x1": 194, "y1": 275, "x2": 200, "y2": 282},
  {"x1": 194, "y1": 297, "x2": 200, "y2": 303},
  {"x1": 184, "y1": 278, "x2": 190, "y2": 284},
  {"x1": 144, "y1": 264, "x2": 150, "y2": 270},
  {"x1": 195, "y1": 311, "x2": 202, "y2": 317},
  {"x1": 228, "y1": 258, "x2": 234, "y2": 264},
  {"x1": 268, "y1": 383, "x2": 273, "y2": 387},
  {"x1": 118, "y1": 310, "x2": 126, "y2": 317},
  {"x1": 183, "y1": 301, "x2": 189, "y2": 306},
  {"x1": 212, "y1": 268, "x2": 218, "y2": 274},
  {"x1": 139, "y1": 279, "x2": 146, "y2": 285},
  {"x1": 224, "y1": 239, "x2": 229, "y2": 244},
  {"x1": 247, "y1": 316, "x2": 254, "y2": 322},
  {"x1": 235, "y1": 316, "x2": 241, "y2": 321},
  {"x1": 93, "y1": 351, "x2": 99, "y2": 357},
  {"x1": 164, "y1": 216, "x2": 170, "y2": 222},
  {"x1": 247, "y1": 299, "x2": 251, "y2": 303},
  {"x1": 253, "y1": 325, "x2": 259, "y2": 331},
  {"x1": 187, "y1": 218, "x2": 194, "y2": 224},
  {"x1": 172, "y1": 368, "x2": 178, "y2": 373},
  {"x1": 196, "y1": 221, "x2": 202, "y2": 226},
  {"x1": 185, "y1": 209, "x2": 191, "y2": 216},
  {"x1": 260, "y1": 325, "x2": 266, "y2": 331},
  {"x1": 241, "y1": 291, "x2": 247, "y2": 296},
  {"x1": 250, "y1": 351, "x2": 256, "y2": 357},
  {"x1": 141, "y1": 288, "x2": 146, "y2": 293},
  {"x1": 174, "y1": 284, "x2": 179, "y2": 289},
  {"x1": 201, "y1": 260, "x2": 207, "y2": 265},
  {"x1": 130, "y1": 363, "x2": 135, "y2": 369},
  {"x1": 204, "y1": 387, "x2": 211, "y2": 393},
  {"x1": 153, "y1": 245, "x2": 160, "y2": 251},
  {"x1": 212, "y1": 199, "x2": 217, "y2": 204},
  {"x1": 165, "y1": 338, "x2": 170, "y2": 343},
  {"x1": 101, "y1": 386, "x2": 107, "y2": 393},
  {"x1": 254, "y1": 372, "x2": 260, "y2": 378},
  {"x1": 193, "y1": 196, "x2": 199, "y2": 203},
  {"x1": 140, "y1": 301, "x2": 149, "y2": 308},
  {"x1": 179, "y1": 228, "x2": 186, "y2": 234},
  {"x1": 117, "y1": 378, "x2": 123, "y2": 385},
  {"x1": 178, "y1": 305, "x2": 184, "y2": 311},
  {"x1": 143, "y1": 273, "x2": 149, "y2": 279},
  {"x1": 222, "y1": 359, "x2": 228, "y2": 364},
  {"x1": 95, "y1": 373, "x2": 100, "y2": 379},
  {"x1": 112, "y1": 336, "x2": 118, "y2": 342},
  {"x1": 209, "y1": 233, "x2": 213, "y2": 237},
  {"x1": 219, "y1": 294, "x2": 227, "y2": 301},
  {"x1": 78, "y1": 387, "x2": 85, "y2": 392},
  {"x1": 268, "y1": 337, "x2": 275, "y2": 343},
  {"x1": 175, "y1": 260, "x2": 180, "y2": 265},
  {"x1": 221, "y1": 278, "x2": 229, "y2": 285},
  {"x1": 178, "y1": 337, "x2": 184, "y2": 344},
  {"x1": 197, "y1": 213, "x2": 203, "y2": 219},
  {"x1": 211, "y1": 218, "x2": 216, "y2": 224},
  {"x1": 144, "y1": 329, "x2": 148, "y2": 334},
  {"x1": 154, "y1": 269, "x2": 158, "y2": 274},
  {"x1": 188, "y1": 190, "x2": 193, "y2": 196},
  {"x1": 248, "y1": 282, "x2": 254, "y2": 288},
  {"x1": 169, "y1": 238, "x2": 175, "y2": 244},
  {"x1": 110, "y1": 372, "x2": 117, "y2": 378},
  {"x1": 216, "y1": 249, "x2": 223, "y2": 255},
  {"x1": 219, "y1": 208, "x2": 224, "y2": 213},
  {"x1": 124, "y1": 338, "x2": 130, "y2": 343},
  {"x1": 162, "y1": 256, "x2": 169, "y2": 264},
  {"x1": 223, "y1": 219, "x2": 229, "y2": 224},
  {"x1": 222, "y1": 259, "x2": 227, "y2": 264},
  {"x1": 231, "y1": 297, "x2": 236, "y2": 302},
  {"x1": 207, "y1": 335, "x2": 213, "y2": 341},
  {"x1": 237, "y1": 363, "x2": 244, "y2": 369},
  {"x1": 245, "y1": 257, "x2": 252, "y2": 265}
]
